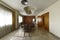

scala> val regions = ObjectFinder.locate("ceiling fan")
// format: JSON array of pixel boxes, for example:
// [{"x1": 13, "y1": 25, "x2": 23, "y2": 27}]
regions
[
  {"x1": 24, "y1": 6, "x2": 32, "y2": 14},
  {"x1": 21, "y1": 0, "x2": 28, "y2": 5},
  {"x1": 21, "y1": 0, "x2": 32, "y2": 14}
]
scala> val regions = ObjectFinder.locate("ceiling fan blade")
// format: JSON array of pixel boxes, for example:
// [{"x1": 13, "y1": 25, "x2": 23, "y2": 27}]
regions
[{"x1": 24, "y1": 6, "x2": 32, "y2": 14}]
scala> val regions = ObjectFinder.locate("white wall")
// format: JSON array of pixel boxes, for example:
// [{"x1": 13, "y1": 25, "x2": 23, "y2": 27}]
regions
[{"x1": 37, "y1": 0, "x2": 60, "y2": 38}]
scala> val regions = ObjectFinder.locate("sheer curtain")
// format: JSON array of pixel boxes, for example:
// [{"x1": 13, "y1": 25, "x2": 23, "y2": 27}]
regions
[
  {"x1": 5, "y1": 10, "x2": 12, "y2": 25},
  {"x1": 0, "y1": 6, "x2": 12, "y2": 27},
  {"x1": 0, "y1": 8, "x2": 5, "y2": 27}
]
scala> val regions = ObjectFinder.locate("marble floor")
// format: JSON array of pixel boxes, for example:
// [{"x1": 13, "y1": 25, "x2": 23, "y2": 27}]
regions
[{"x1": 0, "y1": 27, "x2": 60, "y2": 40}]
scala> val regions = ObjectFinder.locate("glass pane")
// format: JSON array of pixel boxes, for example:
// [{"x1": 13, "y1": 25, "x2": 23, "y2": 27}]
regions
[{"x1": 19, "y1": 16, "x2": 23, "y2": 23}]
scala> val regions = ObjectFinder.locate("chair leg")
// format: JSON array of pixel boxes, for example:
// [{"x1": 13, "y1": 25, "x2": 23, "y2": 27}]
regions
[
  {"x1": 29, "y1": 33, "x2": 31, "y2": 37},
  {"x1": 24, "y1": 32, "x2": 25, "y2": 37}
]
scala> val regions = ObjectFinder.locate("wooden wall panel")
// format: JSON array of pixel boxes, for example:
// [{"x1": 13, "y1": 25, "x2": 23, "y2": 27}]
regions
[
  {"x1": 23, "y1": 16, "x2": 35, "y2": 24},
  {"x1": 12, "y1": 11, "x2": 18, "y2": 30},
  {"x1": 12, "y1": 12, "x2": 16, "y2": 30}
]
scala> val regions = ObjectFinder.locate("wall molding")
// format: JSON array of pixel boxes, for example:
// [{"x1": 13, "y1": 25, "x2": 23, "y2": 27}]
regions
[{"x1": 0, "y1": 0, "x2": 17, "y2": 12}]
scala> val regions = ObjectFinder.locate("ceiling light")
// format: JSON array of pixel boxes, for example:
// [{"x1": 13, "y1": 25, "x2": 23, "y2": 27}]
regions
[{"x1": 21, "y1": 0, "x2": 28, "y2": 5}]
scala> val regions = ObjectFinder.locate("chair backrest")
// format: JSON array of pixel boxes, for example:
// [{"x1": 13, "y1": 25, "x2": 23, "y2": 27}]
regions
[{"x1": 24, "y1": 24, "x2": 33, "y2": 32}]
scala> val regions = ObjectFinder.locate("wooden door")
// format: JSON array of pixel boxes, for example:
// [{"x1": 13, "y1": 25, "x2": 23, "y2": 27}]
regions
[
  {"x1": 43, "y1": 12, "x2": 49, "y2": 31},
  {"x1": 37, "y1": 16, "x2": 44, "y2": 28},
  {"x1": 37, "y1": 12, "x2": 49, "y2": 31}
]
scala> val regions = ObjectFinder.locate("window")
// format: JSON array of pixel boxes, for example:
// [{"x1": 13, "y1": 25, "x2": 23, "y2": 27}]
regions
[{"x1": 19, "y1": 16, "x2": 23, "y2": 23}]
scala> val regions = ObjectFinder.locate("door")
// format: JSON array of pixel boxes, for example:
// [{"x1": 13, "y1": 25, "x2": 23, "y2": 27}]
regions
[
  {"x1": 37, "y1": 12, "x2": 49, "y2": 31},
  {"x1": 43, "y1": 12, "x2": 49, "y2": 31},
  {"x1": 37, "y1": 16, "x2": 44, "y2": 28}
]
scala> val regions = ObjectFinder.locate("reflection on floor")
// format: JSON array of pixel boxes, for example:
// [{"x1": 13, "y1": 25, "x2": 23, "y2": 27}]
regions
[{"x1": 0, "y1": 27, "x2": 60, "y2": 40}]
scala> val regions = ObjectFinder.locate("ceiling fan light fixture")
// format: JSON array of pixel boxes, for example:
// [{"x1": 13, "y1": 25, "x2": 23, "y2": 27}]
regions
[
  {"x1": 24, "y1": 2, "x2": 28, "y2": 5},
  {"x1": 21, "y1": 0, "x2": 28, "y2": 5}
]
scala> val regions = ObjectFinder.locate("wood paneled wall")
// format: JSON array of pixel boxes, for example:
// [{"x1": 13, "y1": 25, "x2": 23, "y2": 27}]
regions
[
  {"x1": 12, "y1": 12, "x2": 16, "y2": 30},
  {"x1": 12, "y1": 11, "x2": 19, "y2": 31},
  {"x1": 23, "y1": 16, "x2": 35, "y2": 24},
  {"x1": 37, "y1": 12, "x2": 49, "y2": 31}
]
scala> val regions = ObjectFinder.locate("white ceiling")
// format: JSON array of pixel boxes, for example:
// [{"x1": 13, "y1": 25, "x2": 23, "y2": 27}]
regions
[{"x1": 1, "y1": 0, "x2": 57, "y2": 16}]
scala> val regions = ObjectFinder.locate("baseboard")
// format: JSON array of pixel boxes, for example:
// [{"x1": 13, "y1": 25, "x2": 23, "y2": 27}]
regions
[{"x1": 49, "y1": 32, "x2": 60, "y2": 39}]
